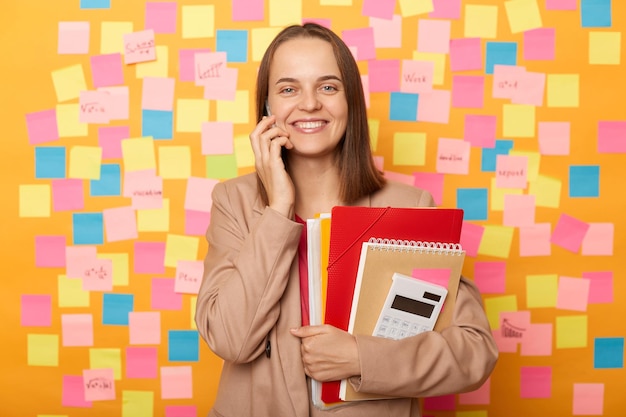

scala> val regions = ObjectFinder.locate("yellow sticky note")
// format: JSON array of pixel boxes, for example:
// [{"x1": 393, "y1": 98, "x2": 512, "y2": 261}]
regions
[
  {"x1": 589, "y1": 32, "x2": 621, "y2": 65},
  {"x1": 137, "y1": 199, "x2": 170, "y2": 232},
  {"x1": 190, "y1": 296, "x2": 198, "y2": 329},
  {"x1": 57, "y1": 104, "x2": 88, "y2": 138},
  {"x1": 529, "y1": 174, "x2": 561, "y2": 208},
  {"x1": 158, "y1": 146, "x2": 191, "y2": 179},
  {"x1": 503, "y1": 104, "x2": 535, "y2": 138},
  {"x1": 368, "y1": 119, "x2": 380, "y2": 152},
  {"x1": 234, "y1": 134, "x2": 255, "y2": 168},
  {"x1": 251, "y1": 27, "x2": 284, "y2": 62},
  {"x1": 269, "y1": 0, "x2": 302, "y2": 26},
  {"x1": 182, "y1": 5, "x2": 215, "y2": 39},
  {"x1": 217, "y1": 90, "x2": 250, "y2": 124},
  {"x1": 464, "y1": 5, "x2": 498, "y2": 38},
  {"x1": 27, "y1": 334, "x2": 59, "y2": 366},
  {"x1": 510, "y1": 150, "x2": 540, "y2": 182},
  {"x1": 393, "y1": 132, "x2": 426, "y2": 166},
  {"x1": 505, "y1": 0, "x2": 542, "y2": 34},
  {"x1": 398, "y1": 0, "x2": 433, "y2": 17},
  {"x1": 89, "y1": 348, "x2": 122, "y2": 380},
  {"x1": 526, "y1": 274, "x2": 558, "y2": 308},
  {"x1": 165, "y1": 234, "x2": 199, "y2": 268},
  {"x1": 477, "y1": 225, "x2": 515, "y2": 258},
  {"x1": 101, "y1": 21, "x2": 134, "y2": 54},
  {"x1": 490, "y1": 178, "x2": 523, "y2": 211},
  {"x1": 556, "y1": 315, "x2": 588, "y2": 348},
  {"x1": 98, "y1": 253, "x2": 129, "y2": 286},
  {"x1": 69, "y1": 146, "x2": 102, "y2": 180},
  {"x1": 321, "y1": 0, "x2": 351, "y2": 4},
  {"x1": 206, "y1": 154, "x2": 239, "y2": 179},
  {"x1": 412, "y1": 52, "x2": 446, "y2": 85},
  {"x1": 122, "y1": 391, "x2": 154, "y2": 417},
  {"x1": 177, "y1": 99, "x2": 209, "y2": 133},
  {"x1": 136, "y1": 45, "x2": 169, "y2": 78},
  {"x1": 19, "y1": 184, "x2": 50, "y2": 218},
  {"x1": 58, "y1": 275, "x2": 90, "y2": 307},
  {"x1": 484, "y1": 295, "x2": 517, "y2": 330},
  {"x1": 51, "y1": 65, "x2": 87, "y2": 102},
  {"x1": 547, "y1": 74, "x2": 579, "y2": 108},
  {"x1": 122, "y1": 137, "x2": 156, "y2": 172}
]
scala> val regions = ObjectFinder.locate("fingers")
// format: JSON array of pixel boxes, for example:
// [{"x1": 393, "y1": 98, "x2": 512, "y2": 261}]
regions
[{"x1": 290, "y1": 325, "x2": 328, "y2": 339}]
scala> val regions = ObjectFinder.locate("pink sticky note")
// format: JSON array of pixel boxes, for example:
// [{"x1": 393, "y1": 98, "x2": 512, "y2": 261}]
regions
[
  {"x1": 401, "y1": 60, "x2": 433, "y2": 94},
  {"x1": 411, "y1": 268, "x2": 450, "y2": 288},
  {"x1": 26, "y1": 109, "x2": 59, "y2": 145},
  {"x1": 372, "y1": 155, "x2": 384, "y2": 171},
  {"x1": 362, "y1": 0, "x2": 395, "y2": 19},
  {"x1": 61, "y1": 314, "x2": 93, "y2": 346},
  {"x1": 66, "y1": 245, "x2": 98, "y2": 278},
  {"x1": 417, "y1": 19, "x2": 451, "y2": 54},
  {"x1": 185, "y1": 177, "x2": 218, "y2": 212},
  {"x1": 201, "y1": 122, "x2": 234, "y2": 155},
  {"x1": 573, "y1": 383, "x2": 604, "y2": 415},
  {"x1": 464, "y1": 114, "x2": 496, "y2": 148},
  {"x1": 520, "y1": 366, "x2": 552, "y2": 398},
  {"x1": 82, "y1": 258, "x2": 113, "y2": 291},
  {"x1": 232, "y1": 0, "x2": 264, "y2": 21},
  {"x1": 79, "y1": 90, "x2": 112, "y2": 124},
  {"x1": 459, "y1": 377, "x2": 491, "y2": 405},
  {"x1": 161, "y1": 366, "x2": 193, "y2": 399},
  {"x1": 35, "y1": 235, "x2": 67, "y2": 267},
  {"x1": 368, "y1": 59, "x2": 400, "y2": 93},
  {"x1": 583, "y1": 271, "x2": 613, "y2": 304},
  {"x1": 97, "y1": 86, "x2": 129, "y2": 120},
  {"x1": 557, "y1": 276, "x2": 590, "y2": 312},
  {"x1": 538, "y1": 121, "x2": 570, "y2": 155},
  {"x1": 179, "y1": 48, "x2": 211, "y2": 82},
  {"x1": 500, "y1": 311, "x2": 531, "y2": 342},
  {"x1": 430, "y1": 0, "x2": 462, "y2": 18},
  {"x1": 195, "y1": 52, "x2": 227, "y2": 86},
  {"x1": 511, "y1": 71, "x2": 545, "y2": 106},
  {"x1": 551, "y1": 214, "x2": 590, "y2": 253},
  {"x1": 436, "y1": 138, "x2": 470, "y2": 175},
  {"x1": 423, "y1": 394, "x2": 455, "y2": 411},
  {"x1": 98, "y1": 126, "x2": 129, "y2": 159},
  {"x1": 175, "y1": 260, "x2": 204, "y2": 294},
  {"x1": 474, "y1": 261, "x2": 506, "y2": 294},
  {"x1": 142, "y1": 77, "x2": 175, "y2": 111},
  {"x1": 492, "y1": 328, "x2": 518, "y2": 353},
  {"x1": 581, "y1": 223, "x2": 613, "y2": 256},
  {"x1": 83, "y1": 368, "x2": 115, "y2": 401},
  {"x1": 145, "y1": 2, "x2": 177, "y2": 34},
  {"x1": 361, "y1": 74, "x2": 371, "y2": 108},
  {"x1": 413, "y1": 172, "x2": 444, "y2": 206},
  {"x1": 134, "y1": 241, "x2": 166, "y2": 274},
  {"x1": 62, "y1": 375, "x2": 92, "y2": 408},
  {"x1": 492, "y1": 65, "x2": 526, "y2": 99},
  {"x1": 129, "y1": 311, "x2": 161, "y2": 345},
  {"x1": 524, "y1": 28, "x2": 556, "y2": 61},
  {"x1": 519, "y1": 223, "x2": 552, "y2": 257},
  {"x1": 152, "y1": 278, "x2": 183, "y2": 310},
  {"x1": 452, "y1": 75, "x2": 484, "y2": 108},
  {"x1": 126, "y1": 347, "x2": 158, "y2": 378},
  {"x1": 185, "y1": 210, "x2": 211, "y2": 236},
  {"x1": 342, "y1": 27, "x2": 376, "y2": 61},
  {"x1": 449, "y1": 38, "x2": 482, "y2": 72},
  {"x1": 124, "y1": 168, "x2": 160, "y2": 196},
  {"x1": 103, "y1": 206, "x2": 138, "y2": 242},
  {"x1": 22, "y1": 295, "x2": 52, "y2": 326},
  {"x1": 166, "y1": 405, "x2": 197, "y2": 417},
  {"x1": 546, "y1": 0, "x2": 577, "y2": 10},
  {"x1": 124, "y1": 30, "x2": 156, "y2": 64},
  {"x1": 90, "y1": 53, "x2": 124, "y2": 88},
  {"x1": 503, "y1": 194, "x2": 535, "y2": 227},
  {"x1": 520, "y1": 323, "x2": 553, "y2": 356},
  {"x1": 417, "y1": 89, "x2": 451, "y2": 124},
  {"x1": 460, "y1": 221, "x2": 484, "y2": 257},
  {"x1": 496, "y1": 154, "x2": 528, "y2": 189},
  {"x1": 370, "y1": 15, "x2": 402, "y2": 48},
  {"x1": 598, "y1": 121, "x2": 626, "y2": 153},
  {"x1": 58, "y1": 22, "x2": 90, "y2": 55},
  {"x1": 203, "y1": 67, "x2": 238, "y2": 101}
]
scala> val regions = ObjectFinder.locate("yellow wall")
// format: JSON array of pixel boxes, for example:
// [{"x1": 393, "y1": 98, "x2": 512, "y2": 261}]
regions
[{"x1": 2, "y1": 0, "x2": 625, "y2": 416}]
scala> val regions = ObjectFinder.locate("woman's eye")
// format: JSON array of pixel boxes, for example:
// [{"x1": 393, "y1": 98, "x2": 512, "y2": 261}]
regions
[
  {"x1": 321, "y1": 85, "x2": 337, "y2": 92},
  {"x1": 280, "y1": 87, "x2": 295, "y2": 94}
]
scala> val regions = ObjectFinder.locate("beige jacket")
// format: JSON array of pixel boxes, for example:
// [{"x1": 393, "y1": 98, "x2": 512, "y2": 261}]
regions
[{"x1": 195, "y1": 173, "x2": 498, "y2": 417}]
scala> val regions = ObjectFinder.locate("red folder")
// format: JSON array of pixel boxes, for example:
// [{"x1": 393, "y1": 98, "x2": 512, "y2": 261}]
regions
[{"x1": 321, "y1": 206, "x2": 464, "y2": 404}]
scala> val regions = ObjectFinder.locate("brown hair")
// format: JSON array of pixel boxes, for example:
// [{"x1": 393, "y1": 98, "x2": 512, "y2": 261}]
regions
[{"x1": 255, "y1": 23, "x2": 386, "y2": 205}]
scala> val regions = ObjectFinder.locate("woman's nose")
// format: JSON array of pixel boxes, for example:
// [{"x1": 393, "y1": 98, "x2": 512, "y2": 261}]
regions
[{"x1": 298, "y1": 90, "x2": 322, "y2": 112}]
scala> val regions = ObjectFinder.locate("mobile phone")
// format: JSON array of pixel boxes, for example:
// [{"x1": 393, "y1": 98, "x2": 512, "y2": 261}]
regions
[{"x1": 265, "y1": 100, "x2": 272, "y2": 117}]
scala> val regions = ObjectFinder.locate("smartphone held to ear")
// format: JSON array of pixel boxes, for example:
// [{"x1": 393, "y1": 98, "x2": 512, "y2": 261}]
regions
[{"x1": 265, "y1": 100, "x2": 272, "y2": 117}]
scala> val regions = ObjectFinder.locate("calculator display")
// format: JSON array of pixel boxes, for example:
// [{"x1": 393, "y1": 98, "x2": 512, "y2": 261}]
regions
[{"x1": 390, "y1": 294, "x2": 435, "y2": 318}]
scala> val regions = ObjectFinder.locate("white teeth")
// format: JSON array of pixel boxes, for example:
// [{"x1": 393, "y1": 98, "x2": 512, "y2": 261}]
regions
[{"x1": 296, "y1": 121, "x2": 325, "y2": 129}]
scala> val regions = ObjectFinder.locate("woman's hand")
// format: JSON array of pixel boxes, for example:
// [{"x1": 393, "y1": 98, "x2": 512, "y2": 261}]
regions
[
  {"x1": 249, "y1": 115, "x2": 295, "y2": 218},
  {"x1": 291, "y1": 325, "x2": 361, "y2": 382}
]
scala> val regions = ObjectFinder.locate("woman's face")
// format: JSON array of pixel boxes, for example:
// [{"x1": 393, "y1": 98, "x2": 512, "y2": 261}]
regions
[{"x1": 267, "y1": 37, "x2": 348, "y2": 160}]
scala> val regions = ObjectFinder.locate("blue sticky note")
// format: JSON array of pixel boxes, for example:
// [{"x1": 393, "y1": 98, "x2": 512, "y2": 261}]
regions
[
  {"x1": 80, "y1": 0, "x2": 111, "y2": 9},
  {"x1": 142, "y1": 110, "x2": 173, "y2": 140},
  {"x1": 217, "y1": 30, "x2": 248, "y2": 63},
  {"x1": 457, "y1": 188, "x2": 488, "y2": 220},
  {"x1": 91, "y1": 164, "x2": 121, "y2": 196},
  {"x1": 35, "y1": 147, "x2": 66, "y2": 179},
  {"x1": 72, "y1": 212, "x2": 104, "y2": 245},
  {"x1": 389, "y1": 92, "x2": 418, "y2": 121},
  {"x1": 481, "y1": 140, "x2": 514, "y2": 172},
  {"x1": 102, "y1": 293, "x2": 134, "y2": 325},
  {"x1": 206, "y1": 155, "x2": 238, "y2": 179},
  {"x1": 168, "y1": 330, "x2": 199, "y2": 361},
  {"x1": 581, "y1": 0, "x2": 612, "y2": 27},
  {"x1": 594, "y1": 337, "x2": 624, "y2": 368},
  {"x1": 485, "y1": 42, "x2": 518, "y2": 74},
  {"x1": 569, "y1": 165, "x2": 600, "y2": 197}
]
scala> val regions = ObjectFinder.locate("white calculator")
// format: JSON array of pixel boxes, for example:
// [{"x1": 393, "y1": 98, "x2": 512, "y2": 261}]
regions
[{"x1": 373, "y1": 272, "x2": 448, "y2": 340}]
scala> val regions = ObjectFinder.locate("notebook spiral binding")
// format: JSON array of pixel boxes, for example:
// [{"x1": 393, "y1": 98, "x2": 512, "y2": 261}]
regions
[{"x1": 367, "y1": 237, "x2": 464, "y2": 255}]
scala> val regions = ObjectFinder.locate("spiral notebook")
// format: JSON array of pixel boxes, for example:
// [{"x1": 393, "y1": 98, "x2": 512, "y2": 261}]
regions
[{"x1": 340, "y1": 238, "x2": 466, "y2": 402}]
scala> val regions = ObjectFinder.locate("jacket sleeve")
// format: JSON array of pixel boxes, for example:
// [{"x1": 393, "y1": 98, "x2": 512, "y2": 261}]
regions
[
  {"x1": 349, "y1": 277, "x2": 498, "y2": 398},
  {"x1": 194, "y1": 181, "x2": 303, "y2": 363}
]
